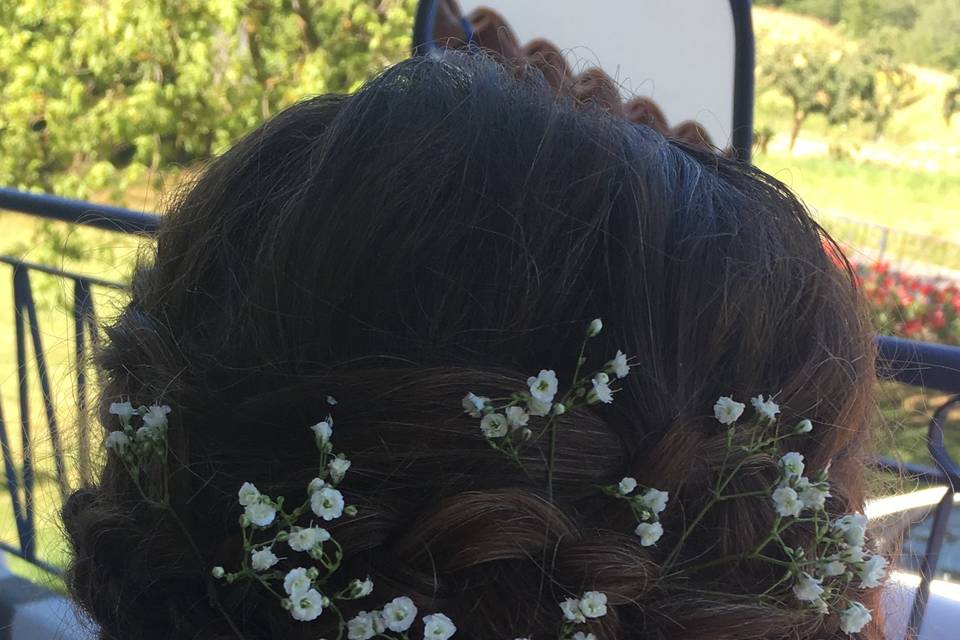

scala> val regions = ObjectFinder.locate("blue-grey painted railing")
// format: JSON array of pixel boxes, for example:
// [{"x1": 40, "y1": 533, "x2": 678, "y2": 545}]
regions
[{"x1": 0, "y1": 188, "x2": 958, "y2": 636}]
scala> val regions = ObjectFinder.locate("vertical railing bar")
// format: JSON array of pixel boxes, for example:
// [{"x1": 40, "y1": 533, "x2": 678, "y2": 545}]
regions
[
  {"x1": 12, "y1": 266, "x2": 36, "y2": 561},
  {"x1": 74, "y1": 280, "x2": 91, "y2": 486},
  {"x1": 19, "y1": 268, "x2": 70, "y2": 503},
  {"x1": 906, "y1": 487, "x2": 955, "y2": 639},
  {"x1": 0, "y1": 397, "x2": 30, "y2": 558}
]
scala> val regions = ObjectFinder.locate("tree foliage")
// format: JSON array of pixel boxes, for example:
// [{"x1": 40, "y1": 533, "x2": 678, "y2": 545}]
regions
[{"x1": 0, "y1": 0, "x2": 416, "y2": 199}]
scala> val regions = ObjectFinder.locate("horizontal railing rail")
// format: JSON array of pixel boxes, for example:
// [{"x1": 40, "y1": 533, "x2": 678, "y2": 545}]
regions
[{"x1": 0, "y1": 188, "x2": 958, "y2": 638}]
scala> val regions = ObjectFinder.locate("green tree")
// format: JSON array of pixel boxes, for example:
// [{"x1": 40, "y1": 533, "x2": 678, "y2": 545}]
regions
[
  {"x1": 0, "y1": 0, "x2": 416, "y2": 201},
  {"x1": 856, "y1": 48, "x2": 921, "y2": 140}
]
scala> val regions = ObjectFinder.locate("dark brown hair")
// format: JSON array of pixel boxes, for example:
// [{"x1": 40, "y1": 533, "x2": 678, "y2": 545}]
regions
[{"x1": 63, "y1": 51, "x2": 878, "y2": 639}]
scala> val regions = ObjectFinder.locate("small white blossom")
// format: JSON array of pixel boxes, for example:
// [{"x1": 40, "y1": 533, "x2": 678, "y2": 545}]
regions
[
  {"x1": 311, "y1": 486, "x2": 345, "y2": 521},
  {"x1": 461, "y1": 392, "x2": 488, "y2": 418},
  {"x1": 480, "y1": 413, "x2": 509, "y2": 438},
  {"x1": 751, "y1": 395, "x2": 780, "y2": 422},
  {"x1": 559, "y1": 598, "x2": 585, "y2": 623},
  {"x1": 795, "y1": 419, "x2": 813, "y2": 434},
  {"x1": 859, "y1": 555, "x2": 887, "y2": 588},
  {"x1": 289, "y1": 526, "x2": 329, "y2": 552},
  {"x1": 423, "y1": 612, "x2": 457, "y2": 639},
  {"x1": 382, "y1": 596, "x2": 417, "y2": 632},
  {"x1": 552, "y1": 403, "x2": 566, "y2": 416},
  {"x1": 618, "y1": 476, "x2": 638, "y2": 495},
  {"x1": 245, "y1": 501, "x2": 277, "y2": 527},
  {"x1": 819, "y1": 556, "x2": 846, "y2": 577},
  {"x1": 349, "y1": 577, "x2": 374, "y2": 598},
  {"x1": 108, "y1": 401, "x2": 136, "y2": 420},
  {"x1": 308, "y1": 477, "x2": 325, "y2": 494},
  {"x1": 587, "y1": 318, "x2": 603, "y2": 337},
  {"x1": 834, "y1": 514, "x2": 868, "y2": 547},
  {"x1": 572, "y1": 634, "x2": 597, "y2": 640},
  {"x1": 104, "y1": 431, "x2": 131, "y2": 454},
  {"x1": 135, "y1": 425, "x2": 161, "y2": 444},
  {"x1": 238, "y1": 482, "x2": 261, "y2": 506},
  {"x1": 527, "y1": 395, "x2": 552, "y2": 417},
  {"x1": 290, "y1": 588, "x2": 324, "y2": 622},
  {"x1": 311, "y1": 419, "x2": 333, "y2": 447},
  {"x1": 505, "y1": 406, "x2": 529, "y2": 430},
  {"x1": 142, "y1": 404, "x2": 172, "y2": 429},
  {"x1": 779, "y1": 452, "x2": 805, "y2": 480},
  {"x1": 796, "y1": 477, "x2": 830, "y2": 511},
  {"x1": 609, "y1": 350, "x2": 630, "y2": 379},
  {"x1": 329, "y1": 456, "x2": 351, "y2": 483},
  {"x1": 840, "y1": 545, "x2": 865, "y2": 565},
  {"x1": 527, "y1": 370, "x2": 558, "y2": 404},
  {"x1": 839, "y1": 602, "x2": 872, "y2": 634},
  {"x1": 327, "y1": 395, "x2": 338, "y2": 406},
  {"x1": 772, "y1": 486, "x2": 802, "y2": 518},
  {"x1": 792, "y1": 573, "x2": 824, "y2": 602},
  {"x1": 635, "y1": 521, "x2": 664, "y2": 546},
  {"x1": 347, "y1": 611, "x2": 379, "y2": 640},
  {"x1": 640, "y1": 488, "x2": 669, "y2": 514},
  {"x1": 211, "y1": 566, "x2": 225, "y2": 579},
  {"x1": 579, "y1": 591, "x2": 607, "y2": 618},
  {"x1": 251, "y1": 547, "x2": 279, "y2": 571},
  {"x1": 589, "y1": 375, "x2": 614, "y2": 404},
  {"x1": 813, "y1": 598, "x2": 830, "y2": 615},
  {"x1": 283, "y1": 567, "x2": 313, "y2": 598},
  {"x1": 713, "y1": 396, "x2": 746, "y2": 425}
]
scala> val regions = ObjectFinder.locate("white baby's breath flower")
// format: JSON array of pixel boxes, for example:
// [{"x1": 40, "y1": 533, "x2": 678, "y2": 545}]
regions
[
  {"x1": 423, "y1": 612, "x2": 457, "y2": 639},
  {"x1": 135, "y1": 425, "x2": 160, "y2": 444},
  {"x1": 245, "y1": 501, "x2": 277, "y2": 527},
  {"x1": 238, "y1": 482, "x2": 261, "y2": 506},
  {"x1": 311, "y1": 419, "x2": 333, "y2": 447},
  {"x1": 480, "y1": 413, "x2": 509, "y2": 438},
  {"x1": 461, "y1": 392, "x2": 488, "y2": 418},
  {"x1": 348, "y1": 577, "x2": 374, "y2": 598},
  {"x1": 859, "y1": 555, "x2": 888, "y2": 588},
  {"x1": 505, "y1": 406, "x2": 529, "y2": 430},
  {"x1": 329, "y1": 456, "x2": 351, "y2": 483},
  {"x1": 792, "y1": 573, "x2": 824, "y2": 602},
  {"x1": 251, "y1": 547, "x2": 279, "y2": 571},
  {"x1": 839, "y1": 602, "x2": 872, "y2": 634},
  {"x1": 795, "y1": 419, "x2": 813, "y2": 434},
  {"x1": 552, "y1": 403, "x2": 566, "y2": 416},
  {"x1": 779, "y1": 452, "x2": 805, "y2": 480},
  {"x1": 713, "y1": 396, "x2": 746, "y2": 425},
  {"x1": 311, "y1": 486, "x2": 345, "y2": 521},
  {"x1": 527, "y1": 395, "x2": 552, "y2": 417},
  {"x1": 579, "y1": 591, "x2": 607, "y2": 618},
  {"x1": 618, "y1": 476, "x2": 638, "y2": 495},
  {"x1": 527, "y1": 370, "x2": 558, "y2": 404},
  {"x1": 108, "y1": 401, "x2": 136, "y2": 420},
  {"x1": 813, "y1": 598, "x2": 830, "y2": 615},
  {"x1": 289, "y1": 526, "x2": 329, "y2": 552},
  {"x1": 327, "y1": 395, "x2": 338, "y2": 406},
  {"x1": 211, "y1": 566, "x2": 225, "y2": 579},
  {"x1": 105, "y1": 431, "x2": 131, "y2": 454},
  {"x1": 382, "y1": 596, "x2": 417, "y2": 632},
  {"x1": 589, "y1": 375, "x2": 614, "y2": 404},
  {"x1": 290, "y1": 588, "x2": 324, "y2": 622},
  {"x1": 142, "y1": 404, "x2": 172, "y2": 429},
  {"x1": 572, "y1": 634, "x2": 597, "y2": 640},
  {"x1": 587, "y1": 318, "x2": 603, "y2": 337},
  {"x1": 635, "y1": 521, "x2": 664, "y2": 546},
  {"x1": 834, "y1": 514, "x2": 868, "y2": 547},
  {"x1": 559, "y1": 598, "x2": 585, "y2": 623},
  {"x1": 796, "y1": 477, "x2": 830, "y2": 511},
  {"x1": 840, "y1": 545, "x2": 865, "y2": 565},
  {"x1": 772, "y1": 486, "x2": 802, "y2": 518},
  {"x1": 751, "y1": 395, "x2": 780, "y2": 422},
  {"x1": 819, "y1": 556, "x2": 846, "y2": 577},
  {"x1": 283, "y1": 567, "x2": 313, "y2": 598},
  {"x1": 609, "y1": 350, "x2": 630, "y2": 379},
  {"x1": 308, "y1": 477, "x2": 325, "y2": 494},
  {"x1": 347, "y1": 611, "x2": 379, "y2": 640},
  {"x1": 640, "y1": 488, "x2": 669, "y2": 514}
]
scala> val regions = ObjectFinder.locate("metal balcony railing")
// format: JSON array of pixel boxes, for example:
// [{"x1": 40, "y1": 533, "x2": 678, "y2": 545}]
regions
[{"x1": 0, "y1": 187, "x2": 958, "y2": 636}]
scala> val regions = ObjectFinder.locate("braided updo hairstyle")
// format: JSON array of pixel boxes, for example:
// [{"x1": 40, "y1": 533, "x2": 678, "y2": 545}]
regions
[{"x1": 63, "y1": 52, "x2": 879, "y2": 639}]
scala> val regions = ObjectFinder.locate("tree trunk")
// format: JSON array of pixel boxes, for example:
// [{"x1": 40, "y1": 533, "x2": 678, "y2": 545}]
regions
[{"x1": 789, "y1": 111, "x2": 806, "y2": 152}]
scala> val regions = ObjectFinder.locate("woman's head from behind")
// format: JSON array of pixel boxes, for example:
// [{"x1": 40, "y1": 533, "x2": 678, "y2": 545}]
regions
[{"x1": 64, "y1": 52, "x2": 876, "y2": 639}]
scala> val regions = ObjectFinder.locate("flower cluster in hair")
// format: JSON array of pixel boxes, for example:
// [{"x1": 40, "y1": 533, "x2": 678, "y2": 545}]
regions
[
  {"x1": 105, "y1": 398, "x2": 457, "y2": 640},
  {"x1": 105, "y1": 401, "x2": 173, "y2": 500},
  {"x1": 665, "y1": 394, "x2": 886, "y2": 635}
]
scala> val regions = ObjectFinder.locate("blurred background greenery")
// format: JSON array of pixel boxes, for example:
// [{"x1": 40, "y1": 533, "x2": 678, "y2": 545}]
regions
[{"x1": 0, "y1": 0, "x2": 958, "y2": 584}]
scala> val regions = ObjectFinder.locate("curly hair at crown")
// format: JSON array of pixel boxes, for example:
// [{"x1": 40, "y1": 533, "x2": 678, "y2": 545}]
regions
[{"x1": 63, "y1": 51, "x2": 880, "y2": 639}]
